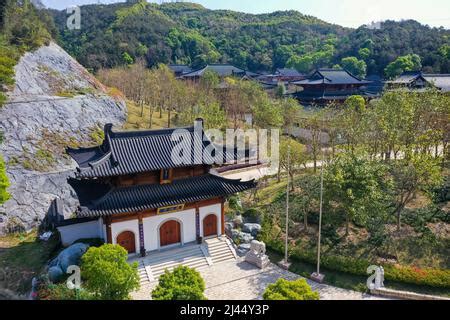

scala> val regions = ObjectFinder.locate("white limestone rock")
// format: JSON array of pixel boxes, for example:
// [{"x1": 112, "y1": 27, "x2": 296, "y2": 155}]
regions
[{"x1": 0, "y1": 42, "x2": 126, "y2": 234}]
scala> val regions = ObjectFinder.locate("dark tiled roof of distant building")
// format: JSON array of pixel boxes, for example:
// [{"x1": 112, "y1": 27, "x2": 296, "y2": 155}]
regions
[
  {"x1": 69, "y1": 174, "x2": 256, "y2": 217},
  {"x1": 275, "y1": 68, "x2": 304, "y2": 77},
  {"x1": 292, "y1": 69, "x2": 371, "y2": 85},
  {"x1": 67, "y1": 121, "x2": 249, "y2": 178},
  {"x1": 387, "y1": 71, "x2": 424, "y2": 84},
  {"x1": 168, "y1": 64, "x2": 193, "y2": 75},
  {"x1": 181, "y1": 64, "x2": 259, "y2": 78},
  {"x1": 387, "y1": 71, "x2": 450, "y2": 92},
  {"x1": 423, "y1": 74, "x2": 450, "y2": 92}
]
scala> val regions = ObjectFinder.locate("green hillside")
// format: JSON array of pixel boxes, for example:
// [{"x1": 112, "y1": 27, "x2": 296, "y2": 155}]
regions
[{"x1": 48, "y1": 1, "x2": 450, "y2": 76}]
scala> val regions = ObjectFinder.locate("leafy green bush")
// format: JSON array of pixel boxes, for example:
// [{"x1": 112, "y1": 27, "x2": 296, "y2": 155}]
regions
[
  {"x1": 263, "y1": 278, "x2": 319, "y2": 300},
  {"x1": 242, "y1": 208, "x2": 261, "y2": 223},
  {"x1": 151, "y1": 266, "x2": 206, "y2": 300},
  {"x1": 37, "y1": 282, "x2": 93, "y2": 300},
  {"x1": 81, "y1": 244, "x2": 140, "y2": 300}
]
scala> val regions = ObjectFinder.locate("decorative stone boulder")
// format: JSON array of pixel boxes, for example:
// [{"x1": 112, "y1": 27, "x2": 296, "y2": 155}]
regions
[
  {"x1": 47, "y1": 243, "x2": 89, "y2": 282},
  {"x1": 236, "y1": 243, "x2": 251, "y2": 257},
  {"x1": 242, "y1": 223, "x2": 262, "y2": 237},
  {"x1": 47, "y1": 266, "x2": 64, "y2": 283},
  {"x1": 225, "y1": 222, "x2": 234, "y2": 232},
  {"x1": 238, "y1": 232, "x2": 254, "y2": 244},
  {"x1": 245, "y1": 240, "x2": 270, "y2": 269}
]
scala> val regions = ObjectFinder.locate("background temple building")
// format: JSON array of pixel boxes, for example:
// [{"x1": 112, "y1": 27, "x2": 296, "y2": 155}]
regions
[
  {"x1": 386, "y1": 71, "x2": 450, "y2": 92},
  {"x1": 177, "y1": 64, "x2": 260, "y2": 81},
  {"x1": 291, "y1": 69, "x2": 376, "y2": 106},
  {"x1": 58, "y1": 119, "x2": 256, "y2": 256}
]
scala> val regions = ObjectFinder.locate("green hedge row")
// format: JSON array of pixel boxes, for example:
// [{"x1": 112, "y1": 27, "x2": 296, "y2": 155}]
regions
[{"x1": 267, "y1": 239, "x2": 450, "y2": 289}]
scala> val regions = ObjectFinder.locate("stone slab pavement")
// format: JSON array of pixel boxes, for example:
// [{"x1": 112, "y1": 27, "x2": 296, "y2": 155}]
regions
[{"x1": 131, "y1": 257, "x2": 386, "y2": 300}]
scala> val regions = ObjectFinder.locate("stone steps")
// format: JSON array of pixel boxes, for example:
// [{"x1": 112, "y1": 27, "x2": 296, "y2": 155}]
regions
[
  {"x1": 206, "y1": 238, "x2": 236, "y2": 264},
  {"x1": 137, "y1": 244, "x2": 210, "y2": 283}
]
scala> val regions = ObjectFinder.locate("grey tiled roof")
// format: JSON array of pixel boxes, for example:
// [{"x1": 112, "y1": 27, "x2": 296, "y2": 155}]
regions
[
  {"x1": 70, "y1": 174, "x2": 256, "y2": 217},
  {"x1": 181, "y1": 64, "x2": 259, "y2": 78},
  {"x1": 276, "y1": 68, "x2": 304, "y2": 77},
  {"x1": 168, "y1": 64, "x2": 193, "y2": 75},
  {"x1": 67, "y1": 122, "x2": 249, "y2": 178},
  {"x1": 423, "y1": 74, "x2": 450, "y2": 92},
  {"x1": 292, "y1": 69, "x2": 371, "y2": 85}
]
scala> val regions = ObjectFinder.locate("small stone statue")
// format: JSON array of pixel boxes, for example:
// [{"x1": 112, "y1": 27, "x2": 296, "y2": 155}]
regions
[
  {"x1": 367, "y1": 265, "x2": 386, "y2": 290},
  {"x1": 245, "y1": 240, "x2": 270, "y2": 269}
]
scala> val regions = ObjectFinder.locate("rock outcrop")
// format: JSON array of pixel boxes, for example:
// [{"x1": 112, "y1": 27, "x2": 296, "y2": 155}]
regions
[{"x1": 0, "y1": 42, "x2": 127, "y2": 234}]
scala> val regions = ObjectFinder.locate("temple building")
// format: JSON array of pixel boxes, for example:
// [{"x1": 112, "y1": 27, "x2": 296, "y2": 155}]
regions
[
  {"x1": 178, "y1": 64, "x2": 260, "y2": 81},
  {"x1": 386, "y1": 71, "x2": 450, "y2": 92},
  {"x1": 291, "y1": 69, "x2": 375, "y2": 106},
  {"x1": 62, "y1": 119, "x2": 256, "y2": 256}
]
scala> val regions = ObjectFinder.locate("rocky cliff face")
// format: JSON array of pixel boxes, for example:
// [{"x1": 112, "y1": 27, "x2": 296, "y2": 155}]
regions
[{"x1": 0, "y1": 42, "x2": 127, "y2": 234}]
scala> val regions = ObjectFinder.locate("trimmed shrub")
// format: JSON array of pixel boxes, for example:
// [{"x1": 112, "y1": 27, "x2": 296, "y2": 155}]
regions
[
  {"x1": 152, "y1": 266, "x2": 206, "y2": 300},
  {"x1": 263, "y1": 278, "x2": 319, "y2": 300},
  {"x1": 81, "y1": 244, "x2": 140, "y2": 300},
  {"x1": 242, "y1": 208, "x2": 261, "y2": 223}
]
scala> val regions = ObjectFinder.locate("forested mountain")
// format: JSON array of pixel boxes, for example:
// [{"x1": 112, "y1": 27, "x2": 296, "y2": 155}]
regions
[{"x1": 49, "y1": 1, "x2": 450, "y2": 76}]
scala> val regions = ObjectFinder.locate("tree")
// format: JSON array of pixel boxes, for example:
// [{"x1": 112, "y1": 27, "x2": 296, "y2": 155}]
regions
[
  {"x1": 293, "y1": 174, "x2": 321, "y2": 231},
  {"x1": 302, "y1": 109, "x2": 326, "y2": 173},
  {"x1": 384, "y1": 54, "x2": 422, "y2": 79},
  {"x1": 358, "y1": 47, "x2": 371, "y2": 61},
  {"x1": 325, "y1": 153, "x2": 392, "y2": 236},
  {"x1": 81, "y1": 244, "x2": 140, "y2": 300},
  {"x1": 263, "y1": 278, "x2": 319, "y2": 300},
  {"x1": 279, "y1": 137, "x2": 308, "y2": 188},
  {"x1": 339, "y1": 95, "x2": 368, "y2": 154},
  {"x1": 122, "y1": 52, "x2": 134, "y2": 65},
  {"x1": 340, "y1": 56, "x2": 367, "y2": 78},
  {"x1": 151, "y1": 266, "x2": 206, "y2": 300},
  {"x1": 279, "y1": 98, "x2": 300, "y2": 135},
  {"x1": 389, "y1": 154, "x2": 442, "y2": 231}
]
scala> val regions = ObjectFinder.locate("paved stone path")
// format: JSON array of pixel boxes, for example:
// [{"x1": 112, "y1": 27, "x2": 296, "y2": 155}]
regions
[{"x1": 131, "y1": 257, "x2": 385, "y2": 300}]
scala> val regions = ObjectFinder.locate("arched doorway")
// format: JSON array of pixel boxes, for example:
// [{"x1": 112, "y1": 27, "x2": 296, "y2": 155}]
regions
[
  {"x1": 159, "y1": 220, "x2": 181, "y2": 247},
  {"x1": 203, "y1": 214, "x2": 218, "y2": 238},
  {"x1": 116, "y1": 231, "x2": 136, "y2": 254}
]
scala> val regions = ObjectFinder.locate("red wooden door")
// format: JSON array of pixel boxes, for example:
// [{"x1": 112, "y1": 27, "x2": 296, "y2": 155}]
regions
[
  {"x1": 117, "y1": 231, "x2": 136, "y2": 254},
  {"x1": 203, "y1": 214, "x2": 218, "y2": 237},
  {"x1": 160, "y1": 220, "x2": 181, "y2": 247}
]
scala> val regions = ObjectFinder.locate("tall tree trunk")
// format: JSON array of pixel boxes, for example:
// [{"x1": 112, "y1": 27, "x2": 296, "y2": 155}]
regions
[
  {"x1": 304, "y1": 212, "x2": 308, "y2": 231},
  {"x1": 313, "y1": 154, "x2": 317, "y2": 173},
  {"x1": 290, "y1": 171, "x2": 295, "y2": 192},
  {"x1": 167, "y1": 107, "x2": 171, "y2": 128},
  {"x1": 277, "y1": 162, "x2": 281, "y2": 183},
  {"x1": 149, "y1": 107, "x2": 153, "y2": 129},
  {"x1": 397, "y1": 209, "x2": 402, "y2": 232},
  {"x1": 345, "y1": 215, "x2": 350, "y2": 237}
]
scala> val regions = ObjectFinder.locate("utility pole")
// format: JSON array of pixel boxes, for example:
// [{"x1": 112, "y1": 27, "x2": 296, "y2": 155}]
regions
[
  {"x1": 279, "y1": 145, "x2": 291, "y2": 270},
  {"x1": 285, "y1": 145, "x2": 290, "y2": 265},
  {"x1": 311, "y1": 117, "x2": 325, "y2": 283}
]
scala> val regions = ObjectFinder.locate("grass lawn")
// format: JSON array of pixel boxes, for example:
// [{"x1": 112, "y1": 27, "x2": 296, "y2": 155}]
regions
[{"x1": 0, "y1": 230, "x2": 60, "y2": 294}]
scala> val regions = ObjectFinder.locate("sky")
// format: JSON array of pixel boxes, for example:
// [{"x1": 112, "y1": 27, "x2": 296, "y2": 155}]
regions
[{"x1": 41, "y1": 0, "x2": 450, "y2": 29}]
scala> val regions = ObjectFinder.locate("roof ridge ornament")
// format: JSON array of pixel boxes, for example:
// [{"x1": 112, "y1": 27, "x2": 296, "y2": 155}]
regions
[{"x1": 104, "y1": 123, "x2": 119, "y2": 167}]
